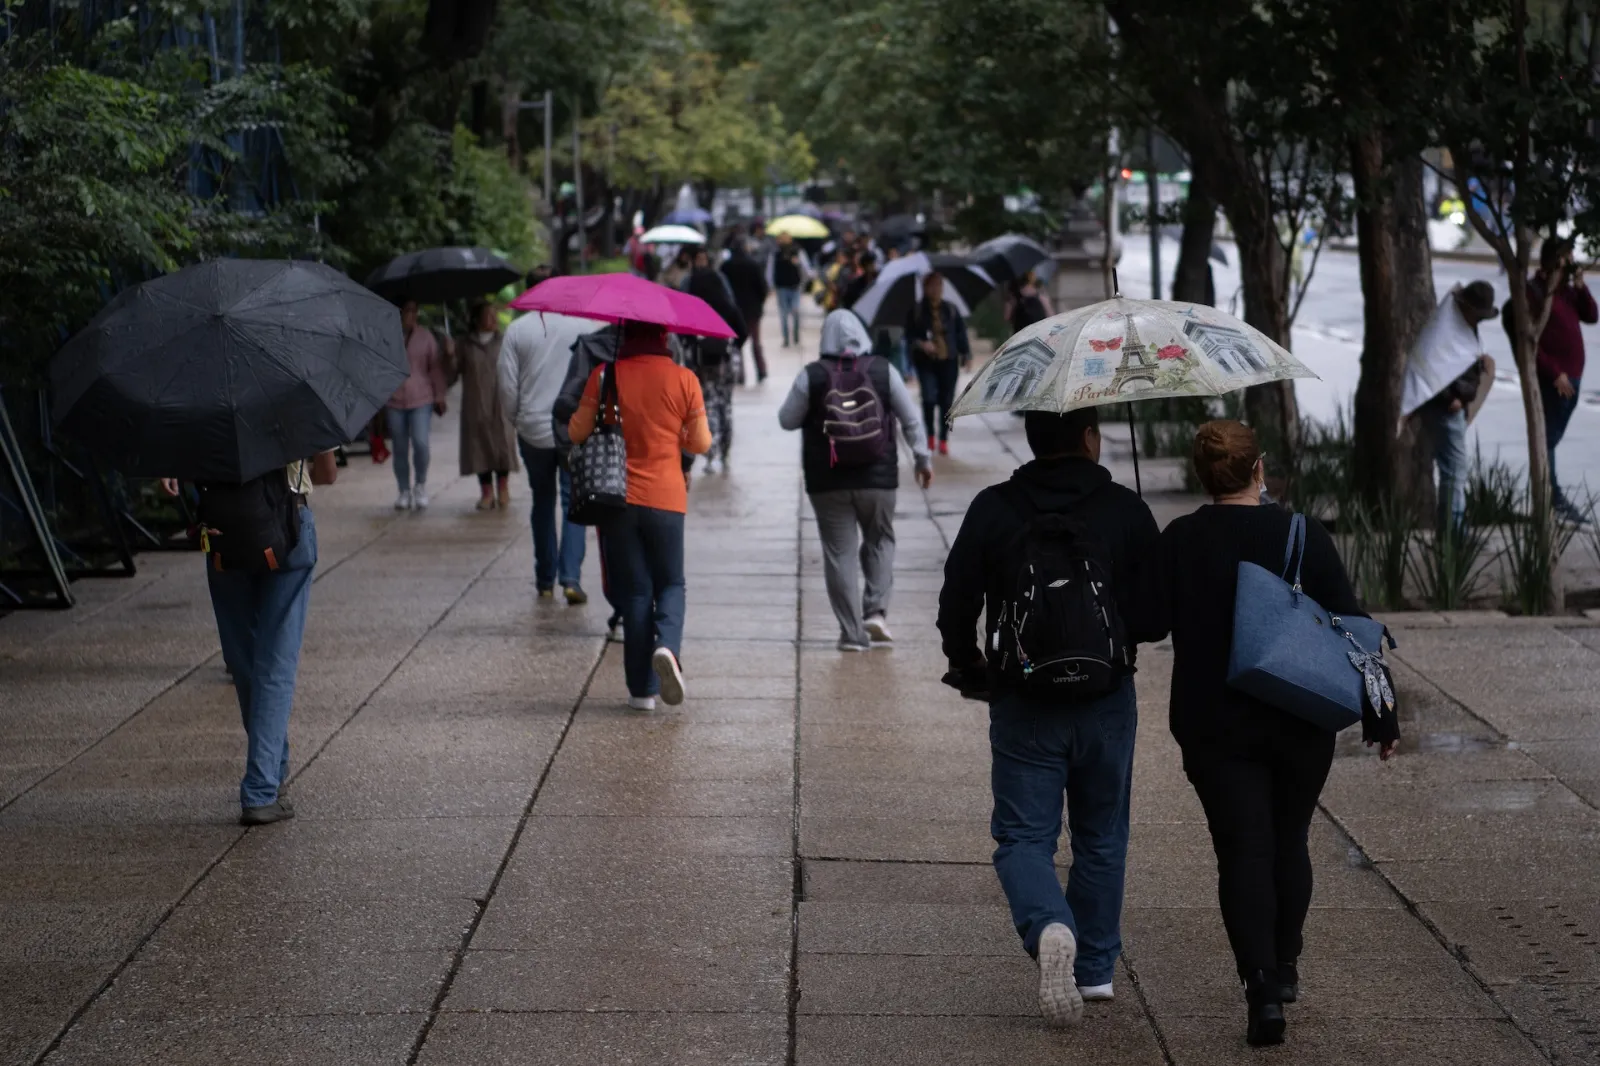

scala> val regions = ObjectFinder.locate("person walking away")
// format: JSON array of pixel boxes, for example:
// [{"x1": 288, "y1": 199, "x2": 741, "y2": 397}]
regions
[
  {"x1": 569, "y1": 321, "x2": 713, "y2": 711},
  {"x1": 1527, "y1": 238, "x2": 1595, "y2": 523},
  {"x1": 554, "y1": 324, "x2": 629, "y2": 633},
  {"x1": 458, "y1": 300, "x2": 517, "y2": 511},
  {"x1": 686, "y1": 254, "x2": 749, "y2": 474},
  {"x1": 770, "y1": 234, "x2": 811, "y2": 347},
  {"x1": 387, "y1": 300, "x2": 448, "y2": 510},
  {"x1": 1132, "y1": 420, "x2": 1398, "y2": 1046},
  {"x1": 779, "y1": 310, "x2": 932, "y2": 650},
  {"x1": 1402, "y1": 281, "x2": 1497, "y2": 531},
  {"x1": 500, "y1": 297, "x2": 604, "y2": 603},
  {"x1": 163, "y1": 453, "x2": 338, "y2": 825},
  {"x1": 722, "y1": 238, "x2": 771, "y2": 382},
  {"x1": 906, "y1": 272, "x2": 971, "y2": 455},
  {"x1": 937, "y1": 408, "x2": 1159, "y2": 1026},
  {"x1": 1005, "y1": 271, "x2": 1054, "y2": 336}
]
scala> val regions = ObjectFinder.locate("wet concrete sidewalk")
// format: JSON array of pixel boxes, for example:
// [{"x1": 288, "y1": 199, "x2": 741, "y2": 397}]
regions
[{"x1": 3, "y1": 305, "x2": 1600, "y2": 1065}]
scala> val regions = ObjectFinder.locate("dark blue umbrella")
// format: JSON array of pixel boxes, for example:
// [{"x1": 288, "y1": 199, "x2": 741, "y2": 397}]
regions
[{"x1": 51, "y1": 259, "x2": 407, "y2": 483}]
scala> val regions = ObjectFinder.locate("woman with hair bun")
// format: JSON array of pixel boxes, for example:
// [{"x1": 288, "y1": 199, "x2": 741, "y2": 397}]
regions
[{"x1": 1132, "y1": 419, "x2": 1395, "y2": 1047}]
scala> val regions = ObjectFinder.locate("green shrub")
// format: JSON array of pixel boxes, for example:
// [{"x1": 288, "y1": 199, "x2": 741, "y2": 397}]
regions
[
  {"x1": 1409, "y1": 521, "x2": 1498, "y2": 610},
  {"x1": 1500, "y1": 486, "x2": 1579, "y2": 615}
]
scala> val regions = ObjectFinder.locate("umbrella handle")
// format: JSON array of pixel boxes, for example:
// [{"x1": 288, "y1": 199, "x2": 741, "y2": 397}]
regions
[{"x1": 1127, "y1": 402, "x2": 1143, "y2": 498}]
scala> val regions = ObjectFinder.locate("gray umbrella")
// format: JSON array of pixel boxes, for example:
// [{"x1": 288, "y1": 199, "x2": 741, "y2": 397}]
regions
[
  {"x1": 51, "y1": 259, "x2": 407, "y2": 483},
  {"x1": 365, "y1": 246, "x2": 521, "y2": 305}
]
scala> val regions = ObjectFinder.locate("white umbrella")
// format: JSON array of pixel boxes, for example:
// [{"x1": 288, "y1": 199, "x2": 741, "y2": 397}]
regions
[
  {"x1": 640, "y1": 224, "x2": 706, "y2": 246},
  {"x1": 949, "y1": 296, "x2": 1319, "y2": 493}
]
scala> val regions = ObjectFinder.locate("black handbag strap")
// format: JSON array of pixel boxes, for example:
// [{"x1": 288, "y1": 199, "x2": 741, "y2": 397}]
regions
[{"x1": 1281, "y1": 512, "x2": 1307, "y2": 591}]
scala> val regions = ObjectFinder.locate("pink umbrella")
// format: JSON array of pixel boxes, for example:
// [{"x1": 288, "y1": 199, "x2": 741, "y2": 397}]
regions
[{"x1": 509, "y1": 273, "x2": 736, "y2": 339}]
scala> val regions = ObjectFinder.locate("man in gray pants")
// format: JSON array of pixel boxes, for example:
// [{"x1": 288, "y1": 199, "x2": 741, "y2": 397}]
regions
[{"x1": 779, "y1": 310, "x2": 933, "y2": 650}]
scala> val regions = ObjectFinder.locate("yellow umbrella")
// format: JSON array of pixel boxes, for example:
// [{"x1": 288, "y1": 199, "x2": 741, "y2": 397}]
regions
[{"x1": 768, "y1": 214, "x2": 830, "y2": 240}]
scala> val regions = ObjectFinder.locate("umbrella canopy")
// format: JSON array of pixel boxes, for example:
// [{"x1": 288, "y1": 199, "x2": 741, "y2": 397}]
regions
[
  {"x1": 663, "y1": 206, "x2": 712, "y2": 225},
  {"x1": 51, "y1": 259, "x2": 407, "y2": 483},
  {"x1": 971, "y1": 234, "x2": 1052, "y2": 284},
  {"x1": 874, "y1": 213, "x2": 925, "y2": 241},
  {"x1": 767, "y1": 214, "x2": 831, "y2": 240},
  {"x1": 639, "y1": 224, "x2": 707, "y2": 246},
  {"x1": 510, "y1": 273, "x2": 736, "y2": 339},
  {"x1": 948, "y1": 297, "x2": 1318, "y2": 419},
  {"x1": 365, "y1": 246, "x2": 520, "y2": 305},
  {"x1": 850, "y1": 253, "x2": 996, "y2": 330}
]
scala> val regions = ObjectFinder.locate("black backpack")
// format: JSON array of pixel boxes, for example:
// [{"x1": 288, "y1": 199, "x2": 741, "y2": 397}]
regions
[
  {"x1": 195, "y1": 469, "x2": 302, "y2": 573},
  {"x1": 993, "y1": 488, "x2": 1129, "y2": 700}
]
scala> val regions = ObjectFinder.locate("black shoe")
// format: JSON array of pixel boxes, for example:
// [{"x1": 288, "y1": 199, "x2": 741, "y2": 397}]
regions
[
  {"x1": 1278, "y1": 962, "x2": 1299, "y2": 1004},
  {"x1": 240, "y1": 800, "x2": 295, "y2": 826},
  {"x1": 1244, "y1": 970, "x2": 1286, "y2": 1046}
]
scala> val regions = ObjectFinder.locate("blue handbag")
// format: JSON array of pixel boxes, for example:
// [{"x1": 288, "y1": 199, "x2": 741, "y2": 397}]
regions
[{"x1": 1227, "y1": 514, "x2": 1394, "y2": 731}]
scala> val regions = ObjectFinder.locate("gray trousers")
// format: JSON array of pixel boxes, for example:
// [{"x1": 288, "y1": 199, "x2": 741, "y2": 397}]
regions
[{"x1": 811, "y1": 488, "x2": 896, "y2": 645}]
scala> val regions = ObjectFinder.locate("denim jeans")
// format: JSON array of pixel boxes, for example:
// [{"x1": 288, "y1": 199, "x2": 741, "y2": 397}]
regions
[
  {"x1": 206, "y1": 505, "x2": 318, "y2": 809},
  {"x1": 386, "y1": 405, "x2": 433, "y2": 491},
  {"x1": 1419, "y1": 403, "x2": 1468, "y2": 530},
  {"x1": 518, "y1": 438, "x2": 587, "y2": 590},
  {"x1": 989, "y1": 678, "x2": 1137, "y2": 985},
  {"x1": 1540, "y1": 374, "x2": 1582, "y2": 507},
  {"x1": 916, "y1": 359, "x2": 960, "y2": 442},
  {"x1": 776, "y1": 287, "x2": 801, "y2": 345},
  {"x1": 603, "y1": 505, "x2": 686, "y2": 697}
]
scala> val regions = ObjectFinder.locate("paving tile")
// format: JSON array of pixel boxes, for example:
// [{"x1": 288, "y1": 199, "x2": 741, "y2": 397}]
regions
[
  {"x1": 470, "y1": 896, "x2": 791, "y2": 953},
  {"x1": 1156, "y1": 1016, "x2": 1545, "y2": 1065},
  {"x1": 1418, "y1": 900, "x2": 1600, "y2": 984},
  {"x1": 795, "y1": 1013, "x2": 1166, "y2": 1066},
  {"x1": 45, "y1": 1013, "x2": 423, "y2": 1066},
  {"x1": 802, "y1": 859, "x2": 1007, "y2": 906},
  {"x1": 534, "y1": 775, "x2": 792, "y2": 817},
  {"x1": 191, "y1": 818, "x2": 517, "y2": 903},
  {"x1": 798, "y1": 901, "x2": 1017, "y2": 956},
  {"x1": 799, "y1": 952, "x2": 1036, "y2": 1015},
  {"x1": 415, "y1": 1012, "x2": 788, "y2": 1066},
  {"x1": 495, "y1": 850, "x2": 793, "y2": 903},
  {"x1": 447, "y1": 945, "x2": 790, "y2": 1012},
  {"x1": 514, "y1": 815, "x2": 791, "y2": 858}
]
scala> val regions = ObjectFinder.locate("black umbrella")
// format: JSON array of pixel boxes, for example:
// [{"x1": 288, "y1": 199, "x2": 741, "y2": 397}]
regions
[
  {"x1": 850, "y1": 253, "x2": 996, "y2": 329},
  {"x1": 874, "y1": 213, "x2": 925, "y2": 242},
  {"x1": 971, "y1": 233, "x2": 1051, "y2": 284},
  {"x1": 51, "y1": 259, "x2": 408, "y2": 483},
  {"x1": 365, "y1": 246, "x2": 521, "y2": 305}
]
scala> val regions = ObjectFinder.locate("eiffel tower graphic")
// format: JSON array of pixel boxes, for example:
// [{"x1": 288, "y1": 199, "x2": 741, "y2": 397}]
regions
[{"x1": 1108, "y1": 315, "x2": 1160, "y2": 393}]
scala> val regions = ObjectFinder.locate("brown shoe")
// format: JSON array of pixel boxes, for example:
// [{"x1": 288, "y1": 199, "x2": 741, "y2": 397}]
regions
[{"x1": 496, "y1": 482, "x2": 511, "y2": 509}]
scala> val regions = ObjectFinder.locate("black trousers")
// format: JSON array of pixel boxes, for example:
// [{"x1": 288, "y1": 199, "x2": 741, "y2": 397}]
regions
[{"x1": 1182, "y1": 714, "x2": 1335, "y2": 981}]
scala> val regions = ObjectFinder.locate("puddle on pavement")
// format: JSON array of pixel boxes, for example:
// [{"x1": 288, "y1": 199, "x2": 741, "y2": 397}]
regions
[{"x1": 1332, "y1": 673, "x2": 1505, "y2": 758}]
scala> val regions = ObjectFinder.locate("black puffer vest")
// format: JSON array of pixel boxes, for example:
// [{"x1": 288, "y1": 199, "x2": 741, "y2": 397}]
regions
[{"x1": 800, "y1": 355, "x2": 898, "y2": 494}]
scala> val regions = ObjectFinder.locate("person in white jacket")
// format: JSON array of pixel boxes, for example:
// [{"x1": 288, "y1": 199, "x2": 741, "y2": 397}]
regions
[{"x1": 498, "y1": 303, "x2": 603, "y2": 603}]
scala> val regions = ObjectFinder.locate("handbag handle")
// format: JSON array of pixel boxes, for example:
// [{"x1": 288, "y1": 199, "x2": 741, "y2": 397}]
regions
[
  {"x1": 595, "y1": 363, "x2": 621, "y2": 433},
  {"x1": 1280, "y1": 512, "x2": 1307, "y2": 596}
]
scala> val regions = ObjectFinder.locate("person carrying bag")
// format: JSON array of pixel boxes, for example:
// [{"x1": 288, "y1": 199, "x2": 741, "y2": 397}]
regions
[{"x1": 1131, "y1": 419, "x2": 1399, "y2": 1049}]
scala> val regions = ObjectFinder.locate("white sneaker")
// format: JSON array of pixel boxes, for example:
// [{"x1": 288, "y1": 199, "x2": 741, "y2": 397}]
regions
[
  {"x1": 1038, "y1": 923, "x2": 1084, "y2": 1027},
  {"x1": 865, "y1": 615, "x2": 893, "y2": 643},
  {"x1": 627, "y1": 695, "x2": 656, "y2": 712},
  {"x1": 1079, "y1": 982, "x2": 1114, "y2": 1002},
  {"x1": 394, "y1": 490, "x2": 412, "y2": 510},
  {"x1": 412, "y1": 484, "x2": 430, "y2": 509},
  {"x1": 705, "y1": 455, "x2": 722, "y2": 475},
  {"x1": 837, "y1": 638, "x2": 870, "y2": 652},
  {"x1": 607, "y1": 616, "x2": 625, "y2": 644},
  {"x1": 652, "y1": 647, "x2": 685, "y2": 706}
]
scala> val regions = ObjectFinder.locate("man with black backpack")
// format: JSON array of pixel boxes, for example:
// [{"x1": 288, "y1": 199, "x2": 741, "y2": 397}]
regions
[
  {"x1": 779, "y1": 309, "x2": 932, "y2": 650},
  {"x1": 936, "y1": 407, "x2": 1159, "y2": 1027}
]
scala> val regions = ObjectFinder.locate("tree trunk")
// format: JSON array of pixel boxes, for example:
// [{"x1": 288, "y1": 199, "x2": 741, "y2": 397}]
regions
[
  {"x1": 1171, "y1": 165, "x2": 1217, "y2": 305},
  {"x1": 1349, "y1": 131, "x2": 1404, "y2": 504},
  {"x1": 599, "y1": 182, "x2": 616, "y2": 259},
  {"x1": 1231, "y1": 205, "x2": 1299, "y2": 456},
  {"x1": 500, "y1": 92, "x2": 521, "y2": 168},
  {"x1": 1391, "y1": 156, "x2": 1440, "y2": 510}
]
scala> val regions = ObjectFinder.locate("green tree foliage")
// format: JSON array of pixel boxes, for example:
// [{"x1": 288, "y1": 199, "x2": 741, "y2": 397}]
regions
[{"x1": 0, "y1": 8, "x2": 350, "y2": 378}]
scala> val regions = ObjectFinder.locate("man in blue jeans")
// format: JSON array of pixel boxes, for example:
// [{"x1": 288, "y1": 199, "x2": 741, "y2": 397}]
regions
[
  {"x1": 166, "y1": 453, "x2": 336, "y2": 825},
  {"x1": 498, "y1": 298, "x2": 603, "y2": 601},
  {"x1": 937, "y1": 407, "x2": 1159, "y2": 1027}
]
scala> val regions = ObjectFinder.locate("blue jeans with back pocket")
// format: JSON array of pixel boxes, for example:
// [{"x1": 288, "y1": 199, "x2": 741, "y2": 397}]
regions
[{"x1": 989, "y1": 677, "x2": 1137, "y2": 984}]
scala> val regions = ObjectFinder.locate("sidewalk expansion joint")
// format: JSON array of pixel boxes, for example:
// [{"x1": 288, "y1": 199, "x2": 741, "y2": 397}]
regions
[
  {"x1": 403, "y1": 632, "x2": 609, "y2": 1066},
  {"x1": 786, "y1": 487, "x2": 805, "y2": 1066}
]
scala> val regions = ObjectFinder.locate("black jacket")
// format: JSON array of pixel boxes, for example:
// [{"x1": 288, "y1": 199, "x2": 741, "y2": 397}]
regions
[
  {"x1": 906, "y1": 297, "x2": 971, "y2": 367},
  {"x1": 721, "y1": 252, "x2": 769, "y2": 313},
  {"x1": 1130, "y1": 505, "x2": 1366, "y2": 753},
  {"x1": 687, "y1": 266, "x2": 748, "y2": 346},
  {"x1": 799, "y1": 355, "x2": 899, "y2": 494},
  {"x1": 552, "y1": 326, "x2": 620, "y2": 451},
  {"x1": 937, "y1": 457, "x2": 1160, "y2": 691}
]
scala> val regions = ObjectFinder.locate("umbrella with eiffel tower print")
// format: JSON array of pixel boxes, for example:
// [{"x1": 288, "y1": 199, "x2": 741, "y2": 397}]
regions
[{"x1": 946, "y1": 295, "x2": 1318, "y2": 493}]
